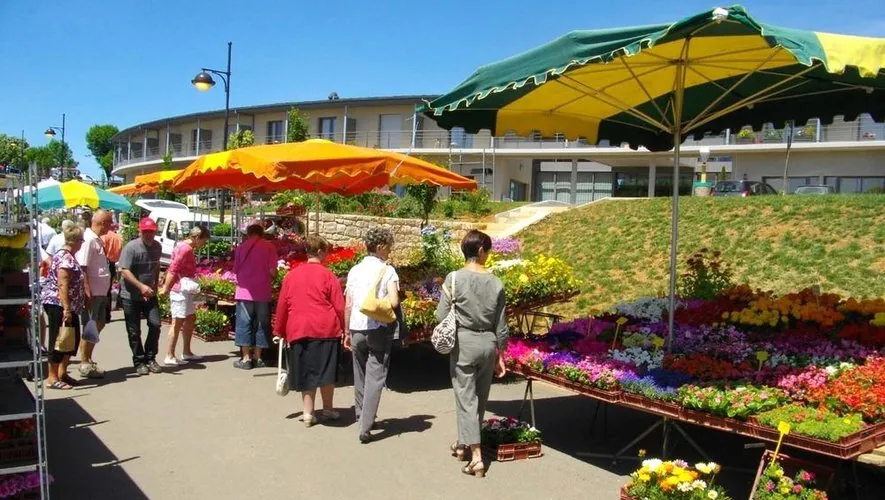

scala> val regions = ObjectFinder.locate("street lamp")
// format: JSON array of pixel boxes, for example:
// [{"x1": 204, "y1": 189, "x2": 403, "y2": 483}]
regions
[
  {"x1": 45, "y1": 113, "x2": 70, "y2": 180},
  {"x1": 192, "y1": 42, "x2": 232, "y2": 219},
  {"x1": 698, "y1": 146, "x2": 711, "y2": 183}
]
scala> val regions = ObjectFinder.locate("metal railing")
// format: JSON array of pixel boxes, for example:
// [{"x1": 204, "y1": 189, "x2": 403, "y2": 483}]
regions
[{"x1": 112, "y1": 119, "x2": 885, "y2": 169}]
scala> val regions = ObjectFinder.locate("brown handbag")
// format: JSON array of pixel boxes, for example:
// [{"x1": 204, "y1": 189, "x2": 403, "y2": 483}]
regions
[{"x1": 55, "y1": 320, "x2": 76, "y2": 352}]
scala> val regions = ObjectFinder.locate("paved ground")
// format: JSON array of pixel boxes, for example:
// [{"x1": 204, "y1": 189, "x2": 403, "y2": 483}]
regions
[
  {"x1": 45, "y1": 312, "x2": 624, "y2": 500},
  {"x1": 44, "y1": 312, "x2": 885, "y2": 499}
]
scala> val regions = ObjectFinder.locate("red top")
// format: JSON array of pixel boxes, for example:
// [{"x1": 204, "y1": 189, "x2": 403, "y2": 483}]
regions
[
  {"x1": 167, "y1": 242, "x2": 196, "y2": 293},
  {"x1": 273, "y1": 262, "x2": 345, "y2": 342}
]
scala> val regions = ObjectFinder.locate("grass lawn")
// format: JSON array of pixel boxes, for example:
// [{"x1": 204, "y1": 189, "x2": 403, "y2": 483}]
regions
[{"x1": 519, "y1": 194, "x2": 885, "y2": 318}]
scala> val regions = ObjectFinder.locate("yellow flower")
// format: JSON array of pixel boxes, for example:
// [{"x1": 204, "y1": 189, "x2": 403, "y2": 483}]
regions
[
  {"x1": 775, "y1": 469, "x2": 784, "y2": 478},
  {"x1": 638, "y1": 449, "x2": 647, "y2": 458},
  {"x1": 638, "y1": 473, "x2": 651, "y2": 482},
  {"x1": 617, "y1": 316, "x2": 628, "y2": 326},
  {"x1": 518, "y1": 274, "x2": 529, "y2": 284}
]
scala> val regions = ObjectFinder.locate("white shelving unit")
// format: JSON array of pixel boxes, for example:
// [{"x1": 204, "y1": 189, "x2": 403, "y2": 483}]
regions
[{"x1": 0, "y1": 166, "x2": 50, "y2": 498}]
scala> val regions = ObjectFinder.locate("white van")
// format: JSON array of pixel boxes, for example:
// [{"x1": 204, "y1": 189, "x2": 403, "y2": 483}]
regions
[{"x1": 136, "y1": 200, "x2": 222, "y2": 265}]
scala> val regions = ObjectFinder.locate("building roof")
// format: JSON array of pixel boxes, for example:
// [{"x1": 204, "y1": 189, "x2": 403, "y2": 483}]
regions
[{"x1": 112, "y1": 94, "x2": 440, "y2": 141}]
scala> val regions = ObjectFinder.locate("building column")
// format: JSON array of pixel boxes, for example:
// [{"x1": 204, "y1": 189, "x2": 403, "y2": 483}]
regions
[
  {"x1": 127, "y1": 134, "x2": 132, "y2": 161},
  {"x1": 196, "y1": 118, "x2": 201, "y2": 155},
  {"x1": 283, "y1": 113, "x2": 289, "y2": 143},
  {"x1": 648, "y1": 159, "x2": 657, "y2": 198},
  {"x1": 165, "y1": 123, "x2": 171, "y2": 155},
  {"x1": 570, "y1": 159, "x2": 578, "y2": 205},
  {"x1": 143, "y1": 129, "x2": 148, "y2": 161}
]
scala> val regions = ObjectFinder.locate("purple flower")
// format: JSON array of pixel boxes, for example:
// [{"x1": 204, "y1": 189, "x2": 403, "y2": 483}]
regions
[{"x1": 491, "y1": 238, "x2": 520, "y2": 255}]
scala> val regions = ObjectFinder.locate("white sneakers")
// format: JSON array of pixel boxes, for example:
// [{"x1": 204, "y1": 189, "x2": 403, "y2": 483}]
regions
[{"x1": 164, "y1": 354, "x2": 203, "y2": 366}]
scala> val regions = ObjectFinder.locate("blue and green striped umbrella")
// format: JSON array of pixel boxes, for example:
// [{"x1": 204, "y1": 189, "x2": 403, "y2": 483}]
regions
[{"x1": 23, "y1": 180, "x2": 131, "y2": 211}]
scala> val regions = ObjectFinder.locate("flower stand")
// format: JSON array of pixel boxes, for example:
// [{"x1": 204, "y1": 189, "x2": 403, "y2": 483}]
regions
[{"x1": 749, "y1": 450, "x2": 834, "y2": 499}]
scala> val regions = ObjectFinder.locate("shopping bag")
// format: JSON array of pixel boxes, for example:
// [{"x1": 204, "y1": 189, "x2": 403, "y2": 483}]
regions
[
  {"x1": 55, "y1": 322, "x2": 76, "y2": 352},
  {"x1": 82, "y1": 319, "x2": 100, "y2": 344},
  {"x1": 179, "y1": 277, "x2": 201, "y2": 295},
  {"x1": 274, "y1": 337, "x2": 290, "y2": 396}
]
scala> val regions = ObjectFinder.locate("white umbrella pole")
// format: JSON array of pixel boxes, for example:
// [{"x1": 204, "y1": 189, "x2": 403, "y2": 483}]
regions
[{"x1": 666, "y1": 57, "x2": 688, "y2": 353}]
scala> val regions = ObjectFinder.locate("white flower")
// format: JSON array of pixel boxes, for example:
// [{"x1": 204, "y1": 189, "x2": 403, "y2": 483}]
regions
[
  {"x1": 642, "y1": 459, "x2": 663, "y2": 473},
  {"x1": 489, "y1": 258, "x2": 525, "y2": 271},
  {"x1": 677, "y1": 482, "x2": 693, "y2": 492},
  {"x1": 707, "y1": 491, "x2": 719, "y2": 499},
  {"x1": 824, "y1": 365, "x2": 838, "y2": 376},
  {"x1": 692, "y1": 480, "x2": 708, "y2": 490}
]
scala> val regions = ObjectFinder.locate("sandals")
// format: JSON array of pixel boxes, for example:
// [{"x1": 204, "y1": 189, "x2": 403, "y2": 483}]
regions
[
  {"x1": 462, "y1": 460, "x2": 486, "y2": 478},
  {"x1": 47, "y1": 380, "x2": 72, "y2": 390},
  {"x1": 450, "y1": 442, "x2": 468, "y2": 461},
  {"x1": 61, "y1": 375, "x2": 80, "y2": 387}
]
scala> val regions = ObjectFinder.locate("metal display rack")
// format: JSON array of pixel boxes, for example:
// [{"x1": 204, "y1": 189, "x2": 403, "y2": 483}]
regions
[{"x1": 0, "y1": 165, "x2": 50, "y2": 498}]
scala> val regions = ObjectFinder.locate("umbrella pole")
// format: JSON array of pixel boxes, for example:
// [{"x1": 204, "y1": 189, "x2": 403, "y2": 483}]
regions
[
  {"x1": 314, "y1": 190, "x2": 320, "y2": 235},
  {"x1": 666, "y1": 56, "x2": 688, "y2": 354}
]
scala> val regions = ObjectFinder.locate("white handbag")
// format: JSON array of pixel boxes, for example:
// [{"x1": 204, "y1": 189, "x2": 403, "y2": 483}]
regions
[
  {"x1": 274, "y1": 337, "x2": 290, "y2": 396},
  {"x1": 431, "y1": 271, "x2": 458, "y2": 354},
  {"x1": 179, "y1": 277, "x2": 201, "y2": 295}
]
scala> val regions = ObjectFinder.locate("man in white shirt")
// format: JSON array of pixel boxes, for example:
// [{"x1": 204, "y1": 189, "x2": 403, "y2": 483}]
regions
[
  {"x1": 75, "y1": 209, "x2": 113, "y2": 379},
  {"x1": 45, "y1": 220, "x2": 74, "y2": 256},
  {"x1": 38, "y1": 218, "x2": 56, "y2": 249},
  {"x1": 344, "y1": 227, "x2": 400, "y2": 444}
]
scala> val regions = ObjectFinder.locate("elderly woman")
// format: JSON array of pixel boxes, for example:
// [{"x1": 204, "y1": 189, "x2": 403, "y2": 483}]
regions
[
  {"x1": 345, "y1": 227, "x2": 399, "y2": 443},
  {"x1": 273, "y1": 236, "x2": 345, "y2": 427},
  {"x1": 436, "y1": 230, "x2": 509, "y2": 478},
  {"x1": 40, "y1": 224, "x2": 86, "y2": 390},
  {"x1": 159, "y1": 225, "x2": 211, "y2": 365}
]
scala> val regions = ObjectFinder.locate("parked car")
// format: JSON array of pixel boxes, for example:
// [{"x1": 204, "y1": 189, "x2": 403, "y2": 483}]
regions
[
  {"x1": 138, "y1": 201, "x2": 221, "y2": 265},
  {"x1": 794, "y1": 185, "x2": 835, "y2": 195},
  {"x1": 711, "y1": 180, "x2": 778, "y2": 197}
]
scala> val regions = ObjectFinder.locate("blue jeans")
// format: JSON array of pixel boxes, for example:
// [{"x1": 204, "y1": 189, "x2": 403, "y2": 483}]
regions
[{"x1": 234, "y1": 300, "x2": 270, "y2": 349}]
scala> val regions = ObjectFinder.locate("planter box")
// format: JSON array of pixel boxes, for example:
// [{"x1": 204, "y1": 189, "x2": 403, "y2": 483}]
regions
[
  {"x1": 484, "y1": 440, "x2": 543, "y2": 462},
  {"x1": 620, "y1": 485, "x2": 635, "y2": 500},
  {"x1": 0, "y1": 436, "x2": 37, "y2": 464},
  {"x1": 537, "y1": 372, "x2": 622, "y2": 403},
  {"x1": 620, "y1": 392, "x2": 683, "y2": 419},
  {"x1": 747, "y1": 418, "x2": 885, "y2": 459},
  {"x1": 678, "y1": 408, "x2": 753, "y2": 435},
  {"x1": 749, "y1": 450, "x2": 835, "y2": 497}
]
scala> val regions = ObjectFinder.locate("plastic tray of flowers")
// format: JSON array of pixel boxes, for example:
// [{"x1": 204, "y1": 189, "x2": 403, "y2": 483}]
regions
[
  {"x1": 745, "y1": 419, "x2": 885, "y2": 459},
  {"x1": 0, "y1": 435, "x2": 37, "y2": 465},
  {"x1": 530, "y1": 370, "x2": 622, "y2": 404},
  {"x1": 619, "y1": 392, "x2": 684, "y2": 420},
  {"x1": 749, "y1": 450, "x2": 834, "y2": 498}
]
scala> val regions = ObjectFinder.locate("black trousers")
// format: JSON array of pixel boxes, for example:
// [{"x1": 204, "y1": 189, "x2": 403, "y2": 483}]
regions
[
  {"x1": 122, "y1": 297, "x2": 161, "y2": 366},
  {"x1": 105, "y1": 262, "x2": 117, "y2": 323}
]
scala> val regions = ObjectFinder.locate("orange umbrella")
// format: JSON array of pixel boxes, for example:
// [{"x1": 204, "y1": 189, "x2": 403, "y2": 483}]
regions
[
  {"x1": 134, "y1": 169, "x2": 184, "y2": 191},
  {"x1": 170, "y1": 139, "x2": 476, "y2": 193},
  {"x1": 108, "y1": 183, "x2": 140, "y2": 196}
]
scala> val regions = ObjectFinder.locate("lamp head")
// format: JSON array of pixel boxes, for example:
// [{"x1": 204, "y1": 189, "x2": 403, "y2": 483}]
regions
[
  {"x1": 191, "y1": 71, "x2": 216, "y2": 91},
  {"x1": 44, "y1": 128, "x2": 56, "y2": 139},
  {"x1": 699, "y1": 146, "x2": 711, "y2": 163}
]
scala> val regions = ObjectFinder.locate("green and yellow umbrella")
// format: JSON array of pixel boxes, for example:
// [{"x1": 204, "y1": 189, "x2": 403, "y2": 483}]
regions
[
  {"x1": 422, "y1": 5, "x2": 883, "y2": 150},
  {"x1": 421, "y1": 5, "x2": 884, "y2": 347},
  {"x1": 23, "y1": 180, "x2": 131, "y2": 211}
]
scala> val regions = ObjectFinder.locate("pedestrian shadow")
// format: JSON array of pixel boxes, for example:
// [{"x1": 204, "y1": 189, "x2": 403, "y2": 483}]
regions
[
  {"x1": 385, "y1": 345, "x2": 451, "y2": 393},
  {"x1": 46, "y1": 397, "x2": 148, "y2": 499},
  {"x1": 371, "y1": 414, "x2": 435, "y2": 440}
]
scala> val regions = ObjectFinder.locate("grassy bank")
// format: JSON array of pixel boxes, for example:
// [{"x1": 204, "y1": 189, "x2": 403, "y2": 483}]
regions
[{"x1": 519, "y1": 194, "x2": 885, "y2": 317}]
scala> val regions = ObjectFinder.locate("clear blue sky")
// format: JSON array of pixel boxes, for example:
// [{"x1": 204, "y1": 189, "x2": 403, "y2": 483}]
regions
[{"x1": 1, "y1": 0, "x2": 882, "y2": 178}]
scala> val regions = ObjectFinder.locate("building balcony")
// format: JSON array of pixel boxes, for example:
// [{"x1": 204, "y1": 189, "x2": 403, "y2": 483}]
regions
[{"x1": 111, "y1": 119, "x2": 885, "y2": 177}]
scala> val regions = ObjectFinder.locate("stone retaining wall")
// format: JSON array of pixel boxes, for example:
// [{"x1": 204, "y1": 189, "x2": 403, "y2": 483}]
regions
[{"x1": 313, "y1": 213, "x2": 480, "y2": 261}]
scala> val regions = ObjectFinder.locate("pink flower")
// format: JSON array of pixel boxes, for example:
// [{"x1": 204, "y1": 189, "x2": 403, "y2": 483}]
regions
[{"x1": 766, "y1": 481, "x2": 775, "y2": 492}]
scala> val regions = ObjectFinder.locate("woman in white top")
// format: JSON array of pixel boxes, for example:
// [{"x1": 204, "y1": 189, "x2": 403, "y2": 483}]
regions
[{"x1": 344, "y1": 226, "x2": 399, "y2": 444}]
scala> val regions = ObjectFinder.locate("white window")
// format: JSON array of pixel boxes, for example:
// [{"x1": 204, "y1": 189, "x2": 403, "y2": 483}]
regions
[
  {"x1": 266, "y1": 121, "x2": 284, "y2": 144},
  {"x1": 319, "y1": 117, "x2": 337, "y2": 140}
]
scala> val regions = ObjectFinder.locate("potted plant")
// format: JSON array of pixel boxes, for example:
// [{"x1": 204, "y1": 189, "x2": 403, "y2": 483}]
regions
[
  {"x1": 480, "y1": 417, "x2": 543, "y2": 462},
  {"x1": 736, "y1": 128, "x2": 755, "y2": 143},
  {"x1": 750, "y1": 451, "x2": 831, "y2": 499},
  {"x1": 194, "y1": 308, "x2": 232, "y2": 342},
  {"x1": 622, "y1": 459, "x2": 730, "y2": 499}
]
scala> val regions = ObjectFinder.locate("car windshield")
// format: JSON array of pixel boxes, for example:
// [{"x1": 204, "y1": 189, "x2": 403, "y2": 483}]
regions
[
  {"x1": 179, "y1": 221, "x2": 220, "y2": 238},
  {"x1": 714, "y1": 181, "x2": 744, "y2": 193}
]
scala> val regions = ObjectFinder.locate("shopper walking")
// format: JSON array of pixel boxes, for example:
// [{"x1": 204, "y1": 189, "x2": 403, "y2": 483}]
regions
[
  {"x1": 436, "y1": 230, "x2": 509, "y2": 478},
  {"x1": 40, "y1": 224, "x2": 86, "y2": 390},
  {"x1": 75, "y1": 209, "x2": 113, "y2": 379},
  {"x1": 118, "y1": 218, "x2": 163, "y2": 376},
  {"x1": 101, "y1": 224, "x2": 123, "y2": 324},
  {"x1": 345, "y1": 227, "x2": 399, "y2": 443},
  {"x1": 233, "y1": 223, "x2": 277, "y2": 370},
  {"x1": 159, "y1": 226, "x2": 210, "y2": 365},
  {"x1": 273, "y1": 235, "x2": 346, "y2": 427}
]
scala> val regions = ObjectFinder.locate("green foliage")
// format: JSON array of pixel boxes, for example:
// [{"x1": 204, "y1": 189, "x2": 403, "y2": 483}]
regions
[
  {"x1": 717, "y1": 166, "x2": 729, "y2": 182},
  {"x1": 85, "y1": 124, "x2": 119, "y2": 176},
  {"x1": 201, "y1": 240, "x2": 232, "y2": 259},
  {"x1": 196, "y1": 276, "x2": 236, "y2": 299},
  {"x1": 756, "y1": 404, "x2": 864, "y2": 442},
  {"x1": 462, "y1": 188, "x2": 492, "y2": 216},
  {"x1": 161, "y1": 149, "x2": 174, "y2": 168},
  {"x1": 480, "y1": 418, "x2": 541, "y2": 446},
  {"x1": 195, "y1": 308, "x2": 231, "y2": 337},
  {"x1": 270, "y1": 190, "x2": 309, "y2": 209},
  {"x1": 227, "y1": 129, "x2": 255, "y2": 150},
  {"x1": 27, "y1": 140, "x2": 76, "y2": 179},
  {"x1": 320, "y1": 193, "x2": 397, "y2": 217},
  {"x1": 158, "y1": 295, "x2": 171, "y2": 319},
  {"x1": 0, "y1": 134, "x2": 29, "y2": 171},
  {"x1": 211, "y1": 223, "x2": 232, "y2": 237},
  {"x1": 677, "y1": 248, "x2": 734, "y2": 300},
  {"x1": 440, "y1": 200, "x2": 456, "y2": 218},
  {"x1": 405, "y1": 184, "x2": 438, "y2": 225},
  {"x1": 411, "y1": 226, "x2": 461, "y2": 274},
  {"x1": 287, "y1": 107, "x2": 310, "y2": 143},
  {"x1": 0, "y1": 248, "x2": 29, "y2": 273}
]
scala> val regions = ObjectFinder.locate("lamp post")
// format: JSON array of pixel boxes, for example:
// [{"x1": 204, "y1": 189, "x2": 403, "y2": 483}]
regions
[
  {"x1": 698, "y1": 146, "x2": 711, "y2": 183},
  {"x1": 192, "y1": 41, "x2": 232, "y2": 219},
  {"x1": 44, "y1": 113, "x2": 69, "y2": 180}
]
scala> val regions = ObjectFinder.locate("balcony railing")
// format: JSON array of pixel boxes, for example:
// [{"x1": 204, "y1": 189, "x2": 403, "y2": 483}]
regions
[{"x1": 112, "y1": 120, "x2": 885, "y2": 169}]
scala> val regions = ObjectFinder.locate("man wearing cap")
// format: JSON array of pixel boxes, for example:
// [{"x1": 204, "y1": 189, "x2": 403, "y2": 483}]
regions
[
  {"x1": 118, "y1": 217, "x2": 163, "y2": 375},
  {"x1": 75, "y1": 209, "x2": 113, "y2": 379}
]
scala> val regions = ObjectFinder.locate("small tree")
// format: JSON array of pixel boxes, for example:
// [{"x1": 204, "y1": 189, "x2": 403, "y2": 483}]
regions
[
  {"x1": 405, "y1": 184, "x2": 438, "y2": 226},
  {"x1": 227, "y1": 129, "x2": 255, "y2": 150},
  {"x1": 717, "y1": 166, "x2": 729, "y2": 181},
  {"x1": 287, "y1": 107, "x2": 310, "y2": 142},
  {"x1": 85, "y1": 124, "x2": 119, "y2": 178}
]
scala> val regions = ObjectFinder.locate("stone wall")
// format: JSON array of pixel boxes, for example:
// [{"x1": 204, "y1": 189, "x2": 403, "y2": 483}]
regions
[{"x1": 313, "y1": 213, "x2": 481, "y2": 261}]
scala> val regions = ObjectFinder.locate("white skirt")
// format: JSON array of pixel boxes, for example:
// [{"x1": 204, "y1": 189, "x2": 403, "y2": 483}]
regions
[{"x1": 170, "y1": 290, "x2": 196, "y2": 319}]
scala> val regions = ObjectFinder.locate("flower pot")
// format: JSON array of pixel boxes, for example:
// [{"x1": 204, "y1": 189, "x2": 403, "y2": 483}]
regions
[
  {"x1": 619, "y1": 485, "x2": 636, "y2": 500},
  {"x1": 483, "y1": 440, "x2": 543, "y2": 462},
  {"x1": 693, "y1": 186, "x2": 712, "y2": 197},
  {"x1": 749, "y1": 450, "x2": 835, "y2": 497},
  {"x1": 194, "y1": 330, "x2": 233, "y2": 342},
  {"x1": 0, "y1": 436, "x2": 37, "y2": 465}
]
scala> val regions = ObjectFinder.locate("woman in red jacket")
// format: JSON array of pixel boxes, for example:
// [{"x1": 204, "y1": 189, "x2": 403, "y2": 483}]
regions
[{"x1": 273, "y1": 235, "x2": 346, "y2": 427}]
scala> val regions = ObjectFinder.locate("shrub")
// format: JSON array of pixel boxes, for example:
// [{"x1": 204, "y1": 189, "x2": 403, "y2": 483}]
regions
[
  {"x1": 405, "y1": 184, "x2": 439, "y2": 225},
  {"x1": 211, "y1": 223, "x2": 232, "y2": 237},
  {"x1": 200, "y1": 240, "x2": 232, "y2": 259},
  {"x1": 678, "y1": 248, "x2": 733, "y2": 301}
]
